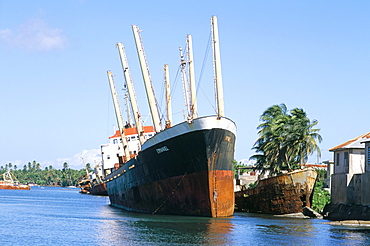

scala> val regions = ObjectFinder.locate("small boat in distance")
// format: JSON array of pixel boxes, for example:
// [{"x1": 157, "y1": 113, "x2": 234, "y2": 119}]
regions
[{"x1": 0, "y1": 171, "x2": 31, "y2": 190}]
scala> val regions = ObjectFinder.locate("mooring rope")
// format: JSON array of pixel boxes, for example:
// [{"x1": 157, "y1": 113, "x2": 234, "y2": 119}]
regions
[{"x1": 152, "y1": 169, "x2": 189, "y2": 215}]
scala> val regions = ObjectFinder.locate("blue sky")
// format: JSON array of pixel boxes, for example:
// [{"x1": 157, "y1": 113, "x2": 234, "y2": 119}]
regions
[{"x1": 0, "y1": 1, "x2": 369, "y2": 169}]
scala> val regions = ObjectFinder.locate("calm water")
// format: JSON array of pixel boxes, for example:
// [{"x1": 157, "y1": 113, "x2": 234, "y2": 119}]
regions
[{"x1": 1, "y1": 187, "x2": 370, "y2": 245}]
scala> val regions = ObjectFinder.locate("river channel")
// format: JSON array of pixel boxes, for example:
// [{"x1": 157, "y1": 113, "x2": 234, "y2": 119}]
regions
[{"x1": 1, "y1": 186, "x2": 369, "y2": 245}]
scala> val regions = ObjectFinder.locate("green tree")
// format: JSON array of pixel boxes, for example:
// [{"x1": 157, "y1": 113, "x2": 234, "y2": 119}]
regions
[
  {"x1": 250, "y1": 104, "x2": 322, "y2": 176},
  {"x1": 36, "y1": 162, "x2": 41, "y2": 171},
  {"x1": 233, "y1": 160, "x2": 247, "y2": 179},
  {"x1": 63, "y1": 162, "x2": 69, "y2": 170},
  {"x1": 85, "y1": 163, "x2": 91, "y2": 170},
  {"x1": 1, "y1": 160, "x2": 86, "y2": 187},
  {"x1": 32, "y1": 160, "x2": 37, "y2": 171},
  {"x1": 311, "y1": 169, "x2": 330, "y2": 212}
]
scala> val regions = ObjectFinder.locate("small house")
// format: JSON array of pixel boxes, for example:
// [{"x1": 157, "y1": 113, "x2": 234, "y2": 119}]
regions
[{"x1": 329, "y1": 132, "x2": 370, "y2": 205}]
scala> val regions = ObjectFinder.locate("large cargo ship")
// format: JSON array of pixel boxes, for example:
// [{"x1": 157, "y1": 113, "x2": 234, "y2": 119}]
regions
[
  {"x1": 105, "y1": 116, "x2": 236, "y2": 216},
  {"x1": 103, "y1": 16, "x2": 236, "y2": 217}
]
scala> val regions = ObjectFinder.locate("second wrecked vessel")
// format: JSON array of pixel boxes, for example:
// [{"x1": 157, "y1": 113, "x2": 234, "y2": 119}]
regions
[{"x1": 235, "y1": 168, "x2": 317, "y2": 214}]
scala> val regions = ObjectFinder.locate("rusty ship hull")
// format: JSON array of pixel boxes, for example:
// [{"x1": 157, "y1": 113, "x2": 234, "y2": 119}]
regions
[
  {"x1": 90, "y1": 182, "x2": 108, "y2": 196},
  {"x1": 235, "y1": 168, "x2": 317, "y2": 214},
  {"x1": 0, "y1": 182, "x2": 30, "y2": 190},
  {"x1": 105, "y1": 116, "x2": 236, "y2": 217}
]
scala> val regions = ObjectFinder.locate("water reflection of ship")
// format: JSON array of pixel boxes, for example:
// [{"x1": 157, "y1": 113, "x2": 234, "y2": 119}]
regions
[{"x1": 96, "y1": 206, "x2": 233, "y2": 245}]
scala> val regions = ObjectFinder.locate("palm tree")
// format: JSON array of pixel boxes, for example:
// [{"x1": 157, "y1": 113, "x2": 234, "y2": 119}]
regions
[
  {"x1": 32, "y1": 160, "x2": 37, "y2": 170},
  {"x1": 250, "y1": 104, "x2": 322, "y2": 177},
  {"x1": 63, "y1": 162, "x2": 68, "y2": 169},
  {"x1": 36, "y1": 162, "x2": 41, "y2": 172}
]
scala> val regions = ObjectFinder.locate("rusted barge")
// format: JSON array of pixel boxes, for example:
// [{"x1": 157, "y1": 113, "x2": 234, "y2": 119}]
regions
[
  {"x1": 78, "y1": 171, "x2": 108, "y2": 196},
  {"x1": 0, "y1": 182, "x2": 30, "y2": 190},
  {"x1": 235, "y1": 168, "x2": 317, "y2": 214},
  {"x1": 0, "y1": 171, "x2": 30, "y2": 190},
  {"x1": 90, "y1": 182, "x2": 107, "y2": 196}
]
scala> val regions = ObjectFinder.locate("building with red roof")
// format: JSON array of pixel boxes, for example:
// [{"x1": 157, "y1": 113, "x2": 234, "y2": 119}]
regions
[{"x1": 329, "y1": 132, "x2": 370, "y2": 206}]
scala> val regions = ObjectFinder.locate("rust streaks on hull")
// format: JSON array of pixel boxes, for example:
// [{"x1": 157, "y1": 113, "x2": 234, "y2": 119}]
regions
[
  {"x1": 0, "y1": 184, "x2": 31, "y2": 190},
  {"x1": 209, "y1": 170, "x2": 234, "y2": 217},
  {"x1": 109, "y1": 169, "x2": 234, "y2": 217},
  {"x1": 90, "y1": 182, "x2": 108, "y2": 196}
]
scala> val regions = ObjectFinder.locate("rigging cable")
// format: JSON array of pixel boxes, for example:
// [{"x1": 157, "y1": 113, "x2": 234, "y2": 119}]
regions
[{"x1": 197, "y1": 32, "x2": 216, "y2": 114}]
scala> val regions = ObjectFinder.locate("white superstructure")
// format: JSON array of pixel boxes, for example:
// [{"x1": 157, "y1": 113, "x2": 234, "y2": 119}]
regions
[{"x1": 101, "y1": 127, "x2": 155, "y2": 175}]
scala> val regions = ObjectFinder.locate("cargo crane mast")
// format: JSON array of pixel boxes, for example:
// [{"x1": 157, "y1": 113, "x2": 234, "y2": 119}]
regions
[
  {"x1": 187, "y1": 34, "x2": 198, "y2": 119},
  {"x1": 132, "y1": 25, "x2": 162, "y2": 133},
  {"x1": 179, "y1": 46, "x2": 191, "y2": 120},
  {"x1": 107, "y1": 71, "x2": 131, "y2": 162},
  {"x1": 117, "y1": 42, "x2": 145, "y2": 145},
  {"x1": 124, "y1": 92, "x2": 133, "y2": 126},
  {"x1": 180, "y1": 35, "x2": 197, "y2": 122},
  {"x1": 164, "y1": 64, "x2": 172, "y2": 128},
  {"x1": 211, "y1": 16, "x2": 225, "y2": 118}
]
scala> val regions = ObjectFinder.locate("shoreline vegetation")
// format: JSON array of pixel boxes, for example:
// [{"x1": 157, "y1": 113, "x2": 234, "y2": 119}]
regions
[{"x1": 0, "y1": 160, "x2": 91, "y2": 187}]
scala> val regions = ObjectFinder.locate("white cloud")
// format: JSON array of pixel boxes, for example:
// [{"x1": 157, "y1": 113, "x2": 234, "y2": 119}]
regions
[
  {"x1": 54, "y1": 149, "x2": 102, "y2": 170},
  {"x1": 0, "y1": 18, "x2": 68, "y2": 52}
]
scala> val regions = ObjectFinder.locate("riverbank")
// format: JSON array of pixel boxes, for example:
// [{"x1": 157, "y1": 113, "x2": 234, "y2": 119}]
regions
[
  {"x1": 323, "y1": 203, "x2": 370, "y2": 221},
  {"x1": 324, "y1": 220, "x2": 370, "y2": 226}
]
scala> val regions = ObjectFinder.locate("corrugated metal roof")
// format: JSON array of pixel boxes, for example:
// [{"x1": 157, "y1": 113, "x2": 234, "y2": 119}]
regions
[{"x1": 329, "y1": 132, "x2": 370, "y2": 152}]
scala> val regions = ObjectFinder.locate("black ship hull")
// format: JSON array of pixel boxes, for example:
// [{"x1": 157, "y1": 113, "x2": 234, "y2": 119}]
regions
[{"x1": 105, "y1": 116, "x2": 236, "y2": 217}]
